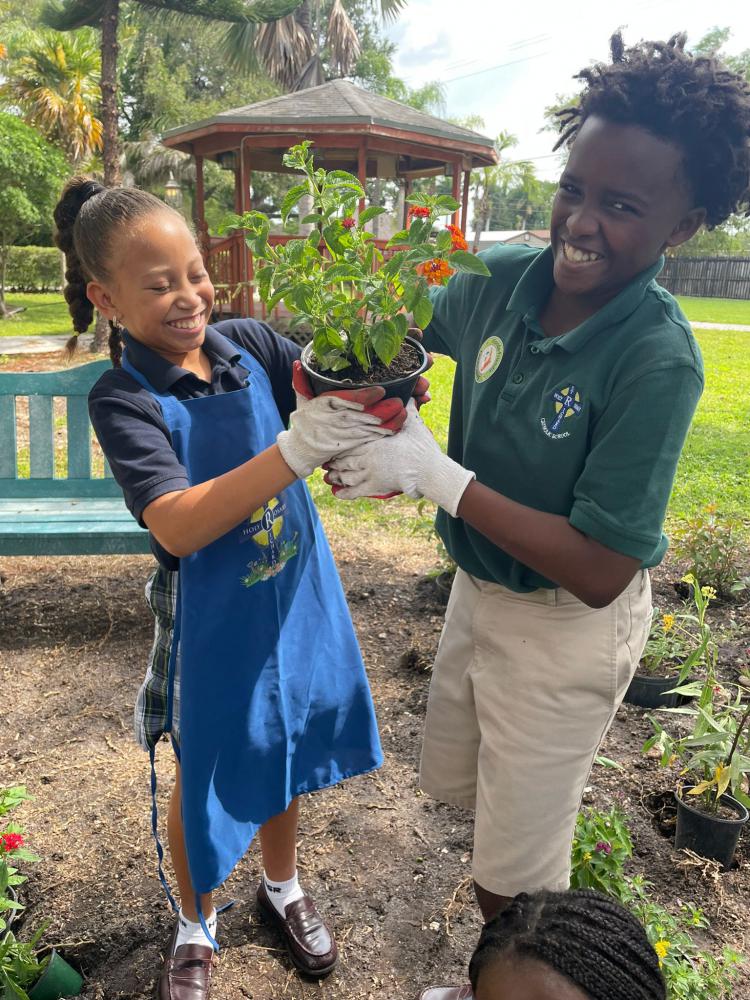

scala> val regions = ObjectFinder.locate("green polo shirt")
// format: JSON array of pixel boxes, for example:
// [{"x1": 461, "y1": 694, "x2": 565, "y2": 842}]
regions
[{"x1": 423, "y1": 244, "x2": 704, "y2": 592}]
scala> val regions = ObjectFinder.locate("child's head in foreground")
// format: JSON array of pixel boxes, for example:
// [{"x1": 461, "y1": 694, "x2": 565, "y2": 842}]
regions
[
  {"x1": 469, "y1": 890, "x2": 666, "y2": 1000},
  {"x1": 548, "y1": 32, "x2": 750, "y2": 306}
]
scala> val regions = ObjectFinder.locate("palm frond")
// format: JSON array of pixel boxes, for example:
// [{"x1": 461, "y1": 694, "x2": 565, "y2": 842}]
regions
[
  {"x1": 255, "y1": 13, "x2": 312, "y2": 89},
  {"x1": 136, "y1": 0, "x2": 305, "y2": 24},
  {"x1": 376, "y1": 0, "x2": 407, "y2": 23},
  {"x1": 326, "y1": 0, "x2": 359, "y2": 78},
  {"x1": 41, "y1": 0, "x2": 104, "y2": 31},
  {"x1": 293, "y1": 52, "x2": 324, "y2": 90},
  {"x1": 123, "y1": 133, "x2": 194, "y2": 186},
  {"x1": 219, "y1": 20, "x2": 261, "y2": 75}
]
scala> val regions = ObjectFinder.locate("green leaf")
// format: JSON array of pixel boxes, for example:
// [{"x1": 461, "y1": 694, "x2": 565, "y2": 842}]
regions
[
  {"x1": 435, "y1": 194, "x2": 461, "y2": 212},
  {"x1": 435, "y1": 229, "x2": 453, "y2": 252},
  {"x1": 413, "y1": 295, "x2": 433, "y2": 330},
  {"x1": 281, "y1": 183, "x2": 310, "y2": 224},
  {"x1": 301, "y1": 213, "x2": 324, "y2": 225},
  {"x1": 324, "y1": 263, "x2": 362, "y2": 283},
  {"x1": 324, "y1": 170, "x2": 364, "y2": 195},
  {"x1": 408, "y1": 219, "x2": 433, "y2": 246},
  {"x1": 386, "y1": 229, "x2": 409, "y2": 248},
  {"x1": 359, "y1": 205, "x2": 388, "y2": 225},
  {"x1": 370, "y1": 319, "x2": 403, "y2": 367},
  {"x1": 448, "y1": 250, "x2": 491, "y2": 276}
]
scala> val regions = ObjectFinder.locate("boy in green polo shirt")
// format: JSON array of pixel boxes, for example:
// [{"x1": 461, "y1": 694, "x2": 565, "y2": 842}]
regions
[{"x1": 327, "y1": 31, "x2": 750, "y2": 992}]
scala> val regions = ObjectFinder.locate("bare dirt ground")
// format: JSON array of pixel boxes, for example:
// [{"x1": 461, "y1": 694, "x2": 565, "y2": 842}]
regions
[{"x1": 2, "y1": 527, "x2": 750, "y2": 1000}]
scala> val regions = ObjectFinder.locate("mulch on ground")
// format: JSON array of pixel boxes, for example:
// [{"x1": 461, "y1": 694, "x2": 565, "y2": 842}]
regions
[{"x1": 2, "y1": 527, "x2": 749, "y2": 999}]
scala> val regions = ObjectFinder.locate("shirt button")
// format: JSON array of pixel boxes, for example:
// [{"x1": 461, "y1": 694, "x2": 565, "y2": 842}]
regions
[
  {"x1": 512, "y1": 373, "x2": 524, "y2": 384},
  {"x1": 529, "y1": 345, "x2": 540, "y2": 354}
]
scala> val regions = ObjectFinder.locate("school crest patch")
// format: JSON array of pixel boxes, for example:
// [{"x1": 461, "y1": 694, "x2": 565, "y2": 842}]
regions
[
  {"x1": 475, "y1": 336, "x2": 504, "y2": 383},
  {"x1": 239, "y1": 497, "x2": 299, "y2": 587},
  {"x1": 541, "y1": 384, "x2": 583, "y2": 439}
]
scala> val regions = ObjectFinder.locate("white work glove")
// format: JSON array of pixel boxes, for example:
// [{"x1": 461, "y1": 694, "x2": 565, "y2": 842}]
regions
[
  {"x1": 326, "y1": 401, "x2": 476, "y2": 518},
  {"x1": 277, "y1": 367, "x2": 404, "y2": 479}
]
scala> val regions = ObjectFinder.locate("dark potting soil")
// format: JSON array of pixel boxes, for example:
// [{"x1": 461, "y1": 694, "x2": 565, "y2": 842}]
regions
[
  {"x1": 309, "y1": 340, "x2": 423, "y2": 387},
  {"x1": 680, "y1": 798, "x2": 745, "y2": 822}
]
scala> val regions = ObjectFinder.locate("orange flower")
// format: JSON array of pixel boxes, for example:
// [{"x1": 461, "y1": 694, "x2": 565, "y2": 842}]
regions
[
  {"x1": 417, "y1": 258, "x2": 454, "y2": 286},
  {"x1": 446, "y1": 224, "x2": 468, "y2": 251},
  {"x1": 408, "y1": 205, "x2": 431, "y2": 219}
]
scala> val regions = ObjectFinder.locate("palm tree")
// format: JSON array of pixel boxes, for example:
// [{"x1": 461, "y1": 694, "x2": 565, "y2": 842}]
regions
[
  {"x1": 42, "y1": 0, "x2": 308, "y2": 185},
  {"x1": 255, "y1": 0, "x2": 407, "y2": 92},
  {"x1": 471, "y1": 132, "x2": 539, "y2": 251},
  {"x1": 1, "y1": 27, "x2": 102, "y2": 167}
]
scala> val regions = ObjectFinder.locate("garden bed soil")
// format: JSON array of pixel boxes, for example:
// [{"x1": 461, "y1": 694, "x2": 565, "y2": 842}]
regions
[{"x1": 2, "y1": 526, "x2": 749, "y2": 998}]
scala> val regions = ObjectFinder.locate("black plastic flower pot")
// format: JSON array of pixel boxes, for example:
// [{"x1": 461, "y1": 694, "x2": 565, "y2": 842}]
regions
[
  {"x1": 624, "y1": 672, "x2": 689, "y2": 709},
  {"x1": 674, "y1": 786, "x2": 749, "y2": 869},
  {"x1": 300, "y1": 336, "x2": 430, "y2": 405}
]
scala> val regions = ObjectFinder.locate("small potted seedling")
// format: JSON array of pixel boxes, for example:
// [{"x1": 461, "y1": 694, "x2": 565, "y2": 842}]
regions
[{"x1": 226, "y1": 141, "x2": 490, "y2": 402}]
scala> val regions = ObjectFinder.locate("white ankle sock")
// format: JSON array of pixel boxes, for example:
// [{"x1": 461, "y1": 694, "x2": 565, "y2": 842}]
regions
[
  {"x1": 174, "y1": 908, "x2": 217, "y2": 952},
  {"x1": 263, "y1": 870, "x2": 304, "y2": 916}
]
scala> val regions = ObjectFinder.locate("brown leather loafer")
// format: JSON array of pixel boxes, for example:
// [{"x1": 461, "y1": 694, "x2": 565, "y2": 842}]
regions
[
  {"x1": 256, "y1": 881, "x2": 338, "y2": 976},
  {"x1": 158, "y1": 923, "x2": 216, "y2": 1000},
  {"x1": 418, "y1": 988, "x2": 474, "y2": 1000}
]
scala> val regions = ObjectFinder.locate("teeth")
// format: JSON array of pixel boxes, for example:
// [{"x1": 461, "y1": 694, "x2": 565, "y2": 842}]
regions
[
  {"x1": 563, "y1": 241, "x2": 602, "y2": 264},
  {"x1": 171, "y1": 316, "x2": 202, "y2": 330}
]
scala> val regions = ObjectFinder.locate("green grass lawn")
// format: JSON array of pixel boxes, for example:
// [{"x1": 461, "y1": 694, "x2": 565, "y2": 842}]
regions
[
  {"x1": 675, "y1": 296, "x2": 750, "y2": 325},
  {"x1": 0, "y1": 292, "x2": 73, "y2": 337},
  {"x1": 311, "y1": 329, "x2": 750, "y2": 542}
]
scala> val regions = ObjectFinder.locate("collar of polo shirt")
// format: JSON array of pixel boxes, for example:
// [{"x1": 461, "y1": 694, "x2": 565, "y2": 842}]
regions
[
  {"x1": 506, "y1": 245, "x2": 665, "y2": 354},
  {"x1": 122, "y1": 326, "x2": 242, "y2": 392}
]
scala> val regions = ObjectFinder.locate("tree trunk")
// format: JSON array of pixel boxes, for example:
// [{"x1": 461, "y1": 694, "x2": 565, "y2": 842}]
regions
[
  {"x1": 0, "y1": 248, "x2": 9, "y2": 318},
  {"x1": 100, "y1": 0, "x2": 121, "y2": 186}
]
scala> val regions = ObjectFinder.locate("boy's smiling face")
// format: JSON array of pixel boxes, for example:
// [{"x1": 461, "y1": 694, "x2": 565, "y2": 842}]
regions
[{"x1": 550, "y1": 115, "x2": 705, "y2": 308}]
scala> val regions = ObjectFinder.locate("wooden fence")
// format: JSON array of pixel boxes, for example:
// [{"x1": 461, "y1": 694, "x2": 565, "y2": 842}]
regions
[{"x1": 659, "y1": 256, "x2": 750, "y2": 299}]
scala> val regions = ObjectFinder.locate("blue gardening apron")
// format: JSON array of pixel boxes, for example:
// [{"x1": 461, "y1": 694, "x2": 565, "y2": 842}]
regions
[{"x1": 121, "y1": 343, "x2": 382, "y2": 905}]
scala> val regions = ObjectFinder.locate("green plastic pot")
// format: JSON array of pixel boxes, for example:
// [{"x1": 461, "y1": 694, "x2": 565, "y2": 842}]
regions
[{"x1": 28, "y1": 950, "x2": 83, "y2": 1000}]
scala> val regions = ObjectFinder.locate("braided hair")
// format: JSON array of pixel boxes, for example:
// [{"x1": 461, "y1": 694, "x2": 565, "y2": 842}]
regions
[
  {"x1": 554, "y1": 32, "x2": 750, "y2": 228},
  {"x1": 53, "y1": 178, "x2": 177, "y2": 367},
  {"x1": 469, "y1": 890, "x2": 666, "y2": 1000}
]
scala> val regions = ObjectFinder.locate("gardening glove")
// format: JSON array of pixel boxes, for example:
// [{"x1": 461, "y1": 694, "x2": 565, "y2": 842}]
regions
[
  {"x1": 325, "y1": 401, "x2": 476, "y2": 518},
  {"x1": 277, "y1": 362, "x2": 405, "y2": 479}
]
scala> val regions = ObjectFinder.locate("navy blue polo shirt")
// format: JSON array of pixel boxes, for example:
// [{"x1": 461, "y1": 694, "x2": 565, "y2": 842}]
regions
[{"x1": 89, "y1": 318, "x2": 301, "y2": 570}]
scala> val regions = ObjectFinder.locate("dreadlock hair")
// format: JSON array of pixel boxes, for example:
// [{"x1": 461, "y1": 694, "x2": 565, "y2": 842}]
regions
[
  {"x1": 554, "y1": 32, "x2": 750, "y2": 229},
  {"x1": 468, "y1": 889, "x2": 666, "y2": 1000},
  {"x1": 53, "y1": 178, "x2": 179, "y2": 367}
]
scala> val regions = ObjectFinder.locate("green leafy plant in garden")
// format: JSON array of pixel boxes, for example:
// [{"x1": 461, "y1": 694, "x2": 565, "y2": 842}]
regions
[
  {"x1": 672, "y1": 505, "x2": 749, "y2": 599},
  {"x1": 640, "y1": 606, "x2": 702, "y2": 679},
  {"x1": 225, "y1": 141, "x2": 490, "y2": 374},
  {"x1": 643, "y1": 575, "x2": 750, "y2": 813},
  {"x1": 569, "y1": 805, "x2": 743, "y2": 999},
  {"x1": 0, "y1": 787, "x2": 39, "y2": 934},
  {"x1": 0, "y1": 925, "x2": 49, "y2": 1000}
]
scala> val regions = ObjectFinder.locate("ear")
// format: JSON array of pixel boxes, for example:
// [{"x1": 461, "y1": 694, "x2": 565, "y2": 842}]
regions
[
  {"x1": 665, "y1": 207, "x2": 707, "y2": 250},
  {"x1": 86, "y1": 280, "x2": 117, "y2": 320}
]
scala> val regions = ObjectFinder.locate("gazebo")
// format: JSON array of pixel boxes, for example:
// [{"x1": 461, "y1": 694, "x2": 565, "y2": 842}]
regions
[{"x1": 162, "y1": 79, "x2": 498, "y2": 316}]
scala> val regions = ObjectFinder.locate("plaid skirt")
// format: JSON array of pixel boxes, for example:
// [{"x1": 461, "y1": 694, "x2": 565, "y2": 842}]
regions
[{"x1": 134, "y1": 566, "x2": 181, "y2": 750}]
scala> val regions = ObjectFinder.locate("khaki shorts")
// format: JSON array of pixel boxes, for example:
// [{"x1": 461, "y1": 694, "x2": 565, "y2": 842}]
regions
[{"x1": 419, "y1": 567, "x2": 651, "y2": 896}]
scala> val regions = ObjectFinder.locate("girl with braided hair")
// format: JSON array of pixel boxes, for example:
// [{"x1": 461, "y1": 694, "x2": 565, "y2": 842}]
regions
[
  {"x1": 52, "y1": 177, "x2": 421, "y2": 999},
  {"x1": 422, "y1": 889, "x2": 666, "y2": 1000}
]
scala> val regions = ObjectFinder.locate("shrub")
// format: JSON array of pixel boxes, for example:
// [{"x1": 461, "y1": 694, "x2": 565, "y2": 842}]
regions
[
  {"x1": 5, "y1": 247, "x2": 62, "y2": 292},
  {"x1": 672, "y1": 506, "x2": 749, "y2": 598}
]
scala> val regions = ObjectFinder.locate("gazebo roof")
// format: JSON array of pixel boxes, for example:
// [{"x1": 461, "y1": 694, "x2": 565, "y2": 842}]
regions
[{"x1": 162, "y1": 79, "x2": 497, "y2": 173}]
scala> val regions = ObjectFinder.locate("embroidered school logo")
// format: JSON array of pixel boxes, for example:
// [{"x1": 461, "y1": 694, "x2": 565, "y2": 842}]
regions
[
  {"x1": 475, "y1": 336, "x2": 504, "y2": 383},
  {"x1": 239, "y1": 497, "x2": 299, "y2": 587},
  {"x1": 541, "y1": 385, "x2": 583, "y2": 440}
]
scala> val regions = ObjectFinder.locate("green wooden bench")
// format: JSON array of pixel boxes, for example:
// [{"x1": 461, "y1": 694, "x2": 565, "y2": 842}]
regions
[{"x1": 0, "y1": 360, "x2": 151, "y2": 556}]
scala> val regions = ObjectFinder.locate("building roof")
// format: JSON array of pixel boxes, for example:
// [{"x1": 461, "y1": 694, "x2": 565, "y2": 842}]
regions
[
  {"x1": 466, "y1": 230, "x2": 551, "y2": 242},
  {"x1": 163, "y1": 78, "x2": 496, "y2": 152}
]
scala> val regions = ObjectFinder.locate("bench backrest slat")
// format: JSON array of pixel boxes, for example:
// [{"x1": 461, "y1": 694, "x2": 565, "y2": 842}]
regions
[
  {"x1": 0, "y1": 360, "x2": 120, "y2": 499},
  {"x1": 0, "y1": 396, "x2": 16, "y2": 478},
  {"x1": 29, "y1": 395, "x2": 54, "y2": 478},
  {"x1": 66, "y1": 395, "x2": 92, "y2": 479}
]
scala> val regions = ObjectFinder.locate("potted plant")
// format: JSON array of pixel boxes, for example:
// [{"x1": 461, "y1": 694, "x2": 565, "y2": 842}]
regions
[
  {"x1": 1, "y1": 787, "x2": 83, "y2": 999},
  {"x1": 225, "y1": 141, "x2": 490, "y2": 401},
  {"x1": 643, "y1": 578, "x2": 750, "y2": 868},
  {"x1": 624, "y1": 590, "x2": 708, "y2": 709}
]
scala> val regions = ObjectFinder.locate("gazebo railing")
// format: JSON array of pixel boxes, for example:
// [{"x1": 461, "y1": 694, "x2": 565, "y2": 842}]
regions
[{"x1": 206, "y1": 231, "x2": 397, "y2": 321}]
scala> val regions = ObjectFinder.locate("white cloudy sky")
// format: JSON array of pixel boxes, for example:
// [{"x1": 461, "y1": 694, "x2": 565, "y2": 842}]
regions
[{"x1": 384, "y1": 0, "x2": 750, "y2": 180}]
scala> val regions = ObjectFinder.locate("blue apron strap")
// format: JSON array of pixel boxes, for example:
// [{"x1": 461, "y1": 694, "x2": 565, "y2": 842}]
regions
[
  {"x1": 149, "y1": 745, "x2": 179, "y2": 915},
  {"x1": 196, "y1": 896, "x2": 219, "y2": 952}
]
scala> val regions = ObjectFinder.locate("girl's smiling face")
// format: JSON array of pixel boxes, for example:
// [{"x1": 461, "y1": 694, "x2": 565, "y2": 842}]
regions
[
  {"x1": 549, "y1": 115, "x2": 705, "y2": 309},
  {"x1": 87, "y1": 211, "x2": 214, "y2": 362},
  {"x1": 475, "y1": 957, "x2": 590, "y2": 1000}
]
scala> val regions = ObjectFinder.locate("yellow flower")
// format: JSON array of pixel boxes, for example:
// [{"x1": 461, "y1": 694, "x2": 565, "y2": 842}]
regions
[
  {"x1": 583, "y1": 851, "x2": 592, "y2": 861},
  {"x1": 701, "y1": 586, "x2": 717, "y2": 600},
  {"x1": 654, "y1": 940, "x2": 671, "y2": 967},
  {"x1": 662, "y1": 613, "x2": 675, "y2": 632}
]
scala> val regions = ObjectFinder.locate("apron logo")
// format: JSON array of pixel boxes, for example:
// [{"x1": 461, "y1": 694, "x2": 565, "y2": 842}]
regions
[
  {"x1": 475, "y1": 336, "x2": 504, "y2": 383},
  {"x1": 541, "y1": 384, "x2": 583, "y2": 440},
  {"x1": 240, "y1": 497, "x2": 299, "y2": 587}
]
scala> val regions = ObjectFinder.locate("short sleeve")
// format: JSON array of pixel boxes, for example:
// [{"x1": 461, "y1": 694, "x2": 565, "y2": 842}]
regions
[
  {"x1": 569, "y1": 365, "x2": 703, "y2": 559},
  {"x1": 88, "y1": 384, "x2": 189, "y2": 525},
  {"x1": 422, "y1": 275, "x2": 469, "y2": 359}
]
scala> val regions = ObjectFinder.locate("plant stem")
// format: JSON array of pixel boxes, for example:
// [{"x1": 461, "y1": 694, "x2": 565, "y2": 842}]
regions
[{"x1": 726, "y1": 700, "x2": 750, "y2": 771}]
